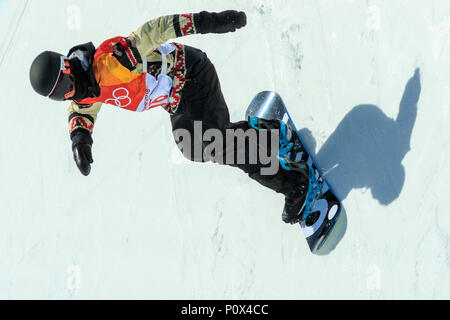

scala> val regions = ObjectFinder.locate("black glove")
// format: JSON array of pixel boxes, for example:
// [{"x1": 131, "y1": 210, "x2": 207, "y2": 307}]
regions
[
  {"x1": 196, "y1": 10, "x2": 247, "y2": 34},
  {"x1": 71, "y1": 129, "x2": 93, "y2": 176}
]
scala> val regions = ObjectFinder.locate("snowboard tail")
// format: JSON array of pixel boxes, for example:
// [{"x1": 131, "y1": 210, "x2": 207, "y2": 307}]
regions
[{"x1": 246, "y1": 91, "x2": 344, "y2": 254}]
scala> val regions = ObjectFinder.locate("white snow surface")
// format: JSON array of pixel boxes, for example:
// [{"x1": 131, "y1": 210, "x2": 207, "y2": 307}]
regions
[{"x1": 0, "y1": 0, "x2": 449, "y2": 299}]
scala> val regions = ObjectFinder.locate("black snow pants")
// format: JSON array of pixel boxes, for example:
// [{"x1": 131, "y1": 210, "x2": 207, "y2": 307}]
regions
[{"x1": 170, "y1": 46, "x2": 305, "y2": 196}]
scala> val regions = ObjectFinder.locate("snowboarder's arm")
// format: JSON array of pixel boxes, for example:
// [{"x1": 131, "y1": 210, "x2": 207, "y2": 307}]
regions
[
  {"x1": 68, "y1": 102, "x2": 101, "y2": 176},
  {"x1": 130, "y1": 11, "x2": 246, "y2": 57},
  {"x1": 68, "y1": 102, "x2": 101, "y2": 137}
]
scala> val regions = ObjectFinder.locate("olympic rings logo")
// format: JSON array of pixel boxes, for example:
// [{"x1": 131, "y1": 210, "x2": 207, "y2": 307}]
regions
[{"x1": 105, "y1": 88, "x2": 132, "y2": 108}]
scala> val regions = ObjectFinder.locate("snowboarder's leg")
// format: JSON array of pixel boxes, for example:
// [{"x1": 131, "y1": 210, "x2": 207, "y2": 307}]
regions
[
  {"x1": 170, "y1": 54, "x2": 307, "y2": 223},
  {"x1": 170, "y1": 51, "x2": 229, "y2": 162}
]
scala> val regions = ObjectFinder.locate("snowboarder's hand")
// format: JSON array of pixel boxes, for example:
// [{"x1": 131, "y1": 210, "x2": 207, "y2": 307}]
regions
[
  {"x1": 197, "y1": 10, "x2": 247, "y2": 34},
  {"x1": 71, "y1": 129, "x2": 93, "y2": 176},
  {"x1": 73, "y1": 144, "x2": 93, "y2": 176}
]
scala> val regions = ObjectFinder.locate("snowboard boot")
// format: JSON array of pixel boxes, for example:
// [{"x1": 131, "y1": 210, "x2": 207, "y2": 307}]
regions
[
  {"x1": 282, "y1": 182, "x2": 308, "y2": 224},
  {"x1": 248, "y1": 116, "x2": 310, "y2": 224}
]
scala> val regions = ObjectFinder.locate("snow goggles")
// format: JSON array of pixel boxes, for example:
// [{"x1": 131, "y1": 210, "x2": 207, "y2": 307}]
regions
[{"x1": 48, "y1": 55, "x2": 76, "y2": 101}]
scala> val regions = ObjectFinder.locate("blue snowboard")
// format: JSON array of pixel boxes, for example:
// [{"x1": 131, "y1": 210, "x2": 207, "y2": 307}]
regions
[{"x1": 246, "y1": 91, "x2": 345, "y2": 254}]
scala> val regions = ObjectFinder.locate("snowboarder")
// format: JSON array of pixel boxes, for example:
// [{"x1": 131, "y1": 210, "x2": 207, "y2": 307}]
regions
[{"x1": 29, "y1": 10, "x2": 308, "y2": 224}]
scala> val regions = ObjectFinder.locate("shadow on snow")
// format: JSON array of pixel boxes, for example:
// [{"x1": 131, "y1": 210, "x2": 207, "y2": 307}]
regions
[{"x1": 300, "y1": 68, "x2": 421, "y2": 206}]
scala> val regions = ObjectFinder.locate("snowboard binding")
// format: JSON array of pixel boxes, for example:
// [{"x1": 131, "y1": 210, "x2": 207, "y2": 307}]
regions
[
  {"x1": 249, "y1": 116, "x2": 318, "y2": 224},
  {"x1": 281, "y1": 162, "x2": 325, "y2": 224},
  {"x1": 248, "y1": 116, "x2": 307, "y2": 176}
]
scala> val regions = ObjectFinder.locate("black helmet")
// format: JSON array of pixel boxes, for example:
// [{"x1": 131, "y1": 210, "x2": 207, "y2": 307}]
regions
[{"x1": 29, "y1": 51, "x2": 74, "y2": 101}]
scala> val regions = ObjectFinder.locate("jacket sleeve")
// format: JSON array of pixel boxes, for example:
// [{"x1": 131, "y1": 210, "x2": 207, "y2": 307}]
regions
[
  {"x1": 130, "y1": 13, "x2": 200, "y2": 57},
  {"x1": 68, "y1": 102, "x2": 102, "y2": 139}
]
